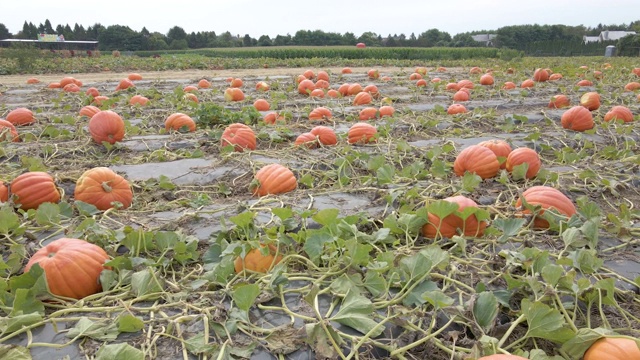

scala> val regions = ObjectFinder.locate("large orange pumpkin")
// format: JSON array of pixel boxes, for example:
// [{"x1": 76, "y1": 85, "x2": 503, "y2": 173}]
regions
[
  {"x1": 453, "y1": 90, "x2": 470, "y2": 102},
  {"x1": 604, "y1": 106, "x2": 634, "y2": 123},
  {"x1": 379, "y1": 106, "x2": 395, "y2": 117},
  {"x1": 224, "y1": 88, "x2": 245, "y2": 101},
  {"x1": 0, "y1": 119, "x2": 20, "y2": 142},
  {"x1": 515, "y1": 186, "x2": 577, "y2": 229},
  {"x1": 253, "y1": 99, "x2": 270, "y2": 111},
  {"x1": 25, "y1": 238, "x2": 110, "y2": 299},
  {"x1": 6, "y1": 107, "x2": 35, "y2": 126},
  {"x1": 88, "y1": 110, "x2": 126, "y2": 144},
  {"x1": 165, "y1": 113, "x2": 196, "y2": 132},
  {"x1": 115, "y1": 78, "x2": 135, "y2": 91},
  {"x1": 10, "y1": 172, "x2": 61, "y2": 210},
  {"x1": 521, "y1": 79, "x2": 535, "y2": 88},
  {"x1": 422, "y1": 195, "x2": 487, "y2": 239},
  {"x1": 298, "y1": 79, "x2": 316, "y2": 95},
  {"x1": 447, "y1": 104, "x2": 468, "y2": 115},
  {"x1": 251, "y1": 163, "x2": 297, "y2": 196},
  {"x1": 295, "y1": 133, "x2": 318, "y2": 149},
  {"x1": 479, "y1": 74, "x2": 494, "y2": 85},
  {"x1": 533, "y1": 68, "x2": 549, "y2": 82},
  {"x1": 234, "y1": 244, "x2": 283, "y2": 273},
  {"x1": 453, "y1": 145, "x2": 500, "y2": 179},
  {"x1": 127, "y1": 73, "x2": 143, "y2": 81},
  {"x1": 221, "y1": 123, "x2": 256, "y2": 152},
  {"x1": 477, "y1": 139, "x2": 512, "y2": 169},
  {"x1": 561, "y1": 106, "x2": 594, "y2": 131},
  {"x1": 74, "y1": 167, "x2": 133, "y2": 210},
  {"x1": 347, "y1": 122, "x2": 377, "y2": 144},
  {"x1": 583, "y1": 337, "x2": 640, "y2": 360},
  {"x1": 505, "y1": 147, "x2": 541, "y2": 179},
  {"x1": 129, "y1": 95, "x2": 149, "y2": 106},
  {"x1": 310, "y1": 126, "x2": 337, "y2": 146},
  {"x1": 353, "y1": 92, "x2": 372, "y2": 106},
  {"x1": 580, "y1": 92, "x2": 601, "y2": 111},
  {"x1": 359, "y1": 107, "x2": 378, "y2": 121}
]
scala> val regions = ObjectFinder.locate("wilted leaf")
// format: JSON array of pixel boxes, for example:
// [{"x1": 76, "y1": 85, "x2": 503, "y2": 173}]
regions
[{"x1": 331, "y1": 290, "x2": 383, "y2": 337}]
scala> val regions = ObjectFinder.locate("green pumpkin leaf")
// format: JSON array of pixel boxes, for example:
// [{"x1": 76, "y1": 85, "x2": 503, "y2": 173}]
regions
[
  {"x1": 67, "y1": 317, "x2": 119, "y2": 341},
  {"x1": 492, "y1": 217, "x2": 527, "y2": 243},
  {"x1": 473, "y1": 291, "x2": 499, "y2": 332},
  {"x1": 403, "y1": 280, "x2": 438, "y2": 307},
  {"x1": 312, "y1": 208, "x2": 339, "y2": 227},
  {"x1": 117, "y1": 314, "x2": 144, "y2": 333},
  {"x1": 330, "y1": 290, "x2": 383, "y2": 337},
  {"x1": 0, "y1": 313, "x2": 43, "y2": 334},
  {"x1": 560, "y1": 328, "x2": 614, "y2": 359},
  {"x1": 232, "y1": 283, "x2": 260, "y2": 312},
  {"x1": 303, "y1": 231, "x2": 334, "y2": 263},
  {"x1": 423, "y1": 290, "x2": 454, "y2": 309},
  {"x1": 131, "y1": 268, "x2": 164, "y2": 298},
  {"x1": 0, "y1": 344, "x2": 32, "y2": 360},
  {"x1": 95, "y1": 343, "x2": 144, "y2": 360}
]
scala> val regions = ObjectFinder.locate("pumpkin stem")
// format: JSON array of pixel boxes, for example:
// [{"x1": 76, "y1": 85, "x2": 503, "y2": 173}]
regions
[{"x1": 101, "y1": 181, "x2": 113, "y2": 193}]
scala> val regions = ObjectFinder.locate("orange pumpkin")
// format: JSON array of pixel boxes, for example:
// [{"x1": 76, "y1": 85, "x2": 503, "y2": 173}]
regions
[
  {"x1": 127, "y1": 73, "x2": 143, "y2": 81},
  {"x1": 624, "y1": 82, "x2": 640, "y2": 91},
  {"x1": 469, "y1": 67, "x2": 482, "y2": 74},
  {"x1": 502, "y1": 82, "x2": 516, "y2": 90},
  {"x1": 549, "y1": 73, "x2": 563, "y2": 81},
  {"x1": 129, "y1": 95, "x2": 149, "y2": 106},
  {"x1": 310, "y1": 89, "x2": 325, "y2": 98},
  {"x1": 548, "y1": 95, "x2": 571, "y2": 109},
  {"x1": 515, "y1": 186, "x2": 576, "y2": 229},
  {"x1": 6, "y1": 107, "x2": 35, "y2": 126},
  {"x1": 309, "y1": 107, "x2": 332, "y2": 122},
  {"x1": 422, "y1": 195, "x2": 487, "y2": 239},
  {"x1": 79, "y1": 105, "x2": 101, "y2": 118},
  {"x1": 453, "y1": 90, "x2": 470, "y2": 102},
  {"x1": 363, "y1": 84, "x2": 379, "y2": 97},
  {"x1": 310, "y1": 126, "x2": 337, "y2": 146},
  {"x1": 506, "y1": 148, "x2": 541, "y2": 179},
  {"x1": 583, "y1": 337, "x2": 640, "y2": 360},
  {"x1": 234, "y1": 244, "x2": 283, "y2": 273},
  {"x1": 533, "y1": 68, "x2": 549, "y2": 82},
  {"x1": 447, "y1": 104, "x2": 468, "y2": 115},
  {"x1": 59, "y1": 77, "x2": 78, "y2": 88},
  {"x1": 223, "y1": 88, "x2": 245, "y2": 101},
  {"x1": 183, "y1": 85, "x2": 198, "y2": 93},
  {"x1": 10, "y1": 172, "x2": 61, "y2": 210},
  {"x1": 353, "y1": 92, "x2": 373, "y2": 106},
  {"x1": 446, "y1": 83, "x2": 460, "y2": 91},
  {"x1": 379, "y1": 106, "x2": 395, "y2": 117},
  {"x1": 92, "y1": 96, "x2": 110, "y2": 106},
  {"x1": 63, "y1": 83, "x2": 81, "y2": 93},
  {"x1": 303, "y1": 69, "x2": 315, "y2": 79},
  {"x1": 415, "y1": 66, "x2": 428, "y2": 75},
  {"x1": 115, "y1": 78, "x2": 135, "y2": 91},
  {"x1": 221, "y1": 123, "x2": 256, "y2": 152},
  {"x1": 337, "y1": 83, "x2": 351, "y2": 96},
  {"x1": 316, "y1": 71, "x2": 329, "y2": 82},
  {"x1": 453, "y1": 145, "x2": 500, "y2": 179},
  {"x1": 409, "y1": 72, "x2": 423, "y2": 80},
  {"x1": 0, "y1": 119, "x2": 20, "y2": 142},
  {"x1": 561, "y1": 106, "x2": 594, "y2": 132},
  {"x1": 26, "y1": 77, "x2": 40, "y2": 84},
  {"x1": 85, "y1": 87, "x2": 100, "y2": 97},
  {"x1": 253, "y1": 99, "x2": 270, "y2": 111},
  {"x1": 230, "y1": 78, "x2": 243, "y2": 88},
  {"x1": 359, "y1": 107, "x2": 378, "y2": 121},
  {"x1": 341, "y1": 67, "x2": 352, "y2": 74},
  {"x1": 298, "y1": 79, "x2": 316, "y2": 95},
  {"x1": 367, "y1": 69, "x2": 379, "y2": 79},
  {"x1": 48, "y1": 82, "x2": 61, "y2": 89},
  {"x1": 198, "y1": 79, "x2": 212, "y2": 89},
  {"x1": 251, "y1": 163, "x2": 297, "y2": 196},
  {"x1": 348, "y1": 83, "x2": 363, "y2": 95},
  {"x1": 0, "y1": 182, "x2": 8, "y2": 202},
  {"x1": 477, "y1": 139, "x2": 512, "y2": 169},
  {"x1": 165, "y1": 113, "x2": 196, "y2": 132},
  {"x1": 457, "y1": 79, "x2": 475, "y2": 90},
  {"x1": 25, "y1": 238, "x2": 110, "y2": 299},
  {"x1": 88, "y1": 110, "x2": 125, "y2": 144},
  {"x1": 416, "y1": 79, "x2": 428, "y2": 87},
  {"x1": 74, "y1": 167, "x2": 133, "y2": 210},
  {"x1": 347, "y1": 122, "x2": 377, "y2": 144},
  {"x1": 521, "y1": 79, "x2": 535, "y2": 88},
  {"x1": 479, "y1": 74, "x2": 494, "y2": 85},
  {"x1": 315, "y1": 79, "x2": 330, "y2": 89},
  {"x1": 263, "y1": 112, "x2": 284, "y2": 125},
  {"x1": 577, "y1": 79, "x2": 594, "y2": 87},
  {"x1": 294, "y1": 132, "x2": 318, "y2": 149},
  {"x1": 580, "y1": 92, "x2": 601, "y2": 111},
  {"x1": 604, "y1": 106, "x2": 634, "y2": 123},
  {"x1": 327, "y1": 89, "x2": 340, "y2": 98}
]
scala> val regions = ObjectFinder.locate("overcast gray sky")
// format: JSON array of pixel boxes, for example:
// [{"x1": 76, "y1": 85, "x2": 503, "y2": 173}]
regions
[{"x1": 3, "y1": 0, "x2": 639, "y2": 38}]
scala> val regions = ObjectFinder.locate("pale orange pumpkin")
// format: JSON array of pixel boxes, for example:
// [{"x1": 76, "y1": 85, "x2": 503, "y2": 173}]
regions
[
  {"x1": 379, "y1": 106, "x2": 395, "y2": 117},
  {"x1": 294, "y1": 132, "x2": 318, "y2": 149},
  {"x1": 422, "y1": 195, "x2": 487, "y2": 239},
  {"x1": 129, "y1": 95, "x2": 149, "y2": 106},
  {"x1": 79, "y1": 106, "x2": 101, "y2": 118},
  {"x1": 548, "y1": 95, "x2": 571, "y2": 109},
  {"x1": 308, "y1": 107, "x2": 332, "y2": 122},
  {"x1": 309, "y1": 89, "x2": 325, "y2": 98},
  {"x1": 6, "y1": 107, "x2": 35, "y2": 126},
  {"x1": 127, "y1": 73, "x2": 143, "y2": 81},
  {"x1": 0, "y1": 119, "x2": 20, "y2": 142},
  {"x1": 416, "y1": 79, "x2": 428, "y2": 87},
  {"x1": 230, "y1": 78, "x2": 243, "y2": 88},
  {"x1": 580, "y1": 92, "x2": 601, "y2": 111},
  {"x1": 521, "y1": 79, "x2": 535, "y2": 88},
  {"x1": 316, "y1": 71, "x2": 329, "y2": 82},
  {"x1": 253, "y1": 99, "x2": 270, "y2": 111},
  {"x1": 310, "y1": 126, "x2": 337, "y2": 146},
  {"x1": 561, "y1": 106, "x2": 594, "y2": 131},
  {"x1": 453, "y1": 145, "x2": 500, "y2": 179},
  {"x1": 88, "y1": 110, "x2": 125, "y2": 144},
  {"x1": 74, "y1": 167, "x2": 133, "y2": 210},
  {"x1": 198, "y1": 79, "x2": 211, "y2": 89},
  {"x1": 341, "y1": 67, "x2": 352, "y2": 74},
  {"x1": 221, "y1": 123, "x2": 256, "y2": 152},
  {"x1": 477, "y1": 139, "x2": 512, "y2": 169},
  {"x1": 25, "y1": 238, "x2": 110, "y2": 299},
  {"x1": 165, "y1": 113, "x2": 196, "y2": 132},
  {"x1": 502, "y1": 82, "x2": 516, "y2": 90},
  {"x1": 115, "y1": 78, "x2": 135, "y2": 91},
  {"x1": 251, "y1": 164, "x2": 297, "y2": 196},
  {"x1": 263, "y1": 112, "x2": 284, "y2": 125},
  {"x1": 10, "y1": 172, "x2": 61, "y2": 210},
  {"x1": 624, "y1": 82, "x2": 640, "y2": 91},
  {"x1": 367, "y1": 69, "x2": 379, "y2": 79},
  {"x1": 516, "y1": 186, "x2": 576, "y2": 229},
  {"x1": 224, "y1": 88, "x2": 245, "y2": 101},
  {"x1": 359, "y1": 107, "x2": 378, "y2": 120},
  {"x1": 506, "y1": 147, "x2": 541, "y2": 179},
  {"x1": 453, "y1": 90, "x2": 470, "y2": 102},
  {"x1": 447, "y1": 104, "x2": 468, "y2": 115},
  {"x1": 604, "y1": 105, "x2": 634, "y2": 123},
  {"x1": 85, "y1": 87, "x2": 100, "y2": 97},
  {"x1": 298, "y1": 79, "x2": 315, "y2": 95},
  {"x1": 583, "y1": 337, "x2": 640, "y2": 360},
  {"x1": 347, "y1": 122, "x2": 377, "y2": 144}
]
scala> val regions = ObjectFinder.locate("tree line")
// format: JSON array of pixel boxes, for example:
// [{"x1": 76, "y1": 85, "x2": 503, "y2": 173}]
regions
[{"x1": 1, "y1": 19, "x2": 639, "y2": 53}]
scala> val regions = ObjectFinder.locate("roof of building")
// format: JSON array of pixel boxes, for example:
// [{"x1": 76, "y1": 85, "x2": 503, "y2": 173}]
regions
[
  {"x1": 599, "y1": 31, "x2": 636, "y2": 41},
  {"x1": 0, "y1": 39, "x2": 98, "y2": 44}
]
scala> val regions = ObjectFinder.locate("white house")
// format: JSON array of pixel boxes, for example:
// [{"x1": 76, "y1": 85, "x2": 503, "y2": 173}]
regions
[
  {"x1": 598, "y1": 30, "x2": 636, "y2": 42},
  {"x1": 471, "y1": 34, "x2": 497, "y2": 46},
  {"x1": 583, "y1": 36, "x2": 600, "y2": 44}
]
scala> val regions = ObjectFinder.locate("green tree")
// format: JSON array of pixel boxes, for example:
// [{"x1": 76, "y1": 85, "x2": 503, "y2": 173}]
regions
[
  {"x1": 617, "y1": 34, "x2": 640, "y2": 56},
  {"x1": 273, "y1": 34, "x2": 291, "y2": 46},
  {"x1": 257, "y1": 35, "x2": 272, "y2": 46},
  {"x1": 167, "y1": 26, "x2": 187, "y2": 43},
  {"x1": 169, "y1": 38, "x2": 189, "y2": 50},
  {"x1": 147, "y1": 32, "x2": 168, "y2": 50},
  {"x1": 98, "y1": 25, "x2": 139, "y2": 51},
  {"x1": 242, "y1": 34, "x2": 254, "y2": 47},
  {"x1": 73, "y1": 23, "x2": 87, "y2": 40},
  {"x1": 0, "y1": 23, "x2": 11, "y2": 39}
]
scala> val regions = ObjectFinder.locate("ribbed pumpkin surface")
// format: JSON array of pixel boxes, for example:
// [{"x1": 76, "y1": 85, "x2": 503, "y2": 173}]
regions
[
  {"x1": 221, "y1": 123, "x2": 256, "y2": 152},
  {"x1": 10, "y1": 172, "x2": 61, "y2": 210},
  {"x1": 74, "y1": 167, "x2": 133, "y2": 210},
  {"x1": 583, "y1": 337, "x2": 640, "y2": 360},
  {"x1": 515, "y1": 186, "x2": 576, "y2": 228},
  {"x1": 251, "y1": 164, "x2": 297, "y2": 197},
  {"x1": 454, "y1": 145, "x2": 500, "y2": 179},
  {"x1": 422, "y1": 195, "x2": 486, "y2": 239},
  {"x1": 25, "y1": 238, "x2": 110, "y2": 299}
]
